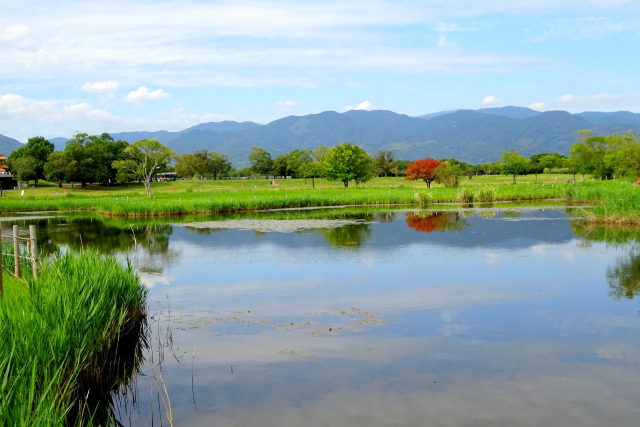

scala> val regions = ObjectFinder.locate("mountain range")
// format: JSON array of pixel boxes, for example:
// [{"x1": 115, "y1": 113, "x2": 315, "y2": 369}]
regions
[{"x1": 2, "y1": 106, "x2": 640, "y2": 167}]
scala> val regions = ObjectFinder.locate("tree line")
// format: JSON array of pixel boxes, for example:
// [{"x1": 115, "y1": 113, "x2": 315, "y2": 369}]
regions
[{"x1": 6, "y1": 130, "x2": 639, "y2": 194}]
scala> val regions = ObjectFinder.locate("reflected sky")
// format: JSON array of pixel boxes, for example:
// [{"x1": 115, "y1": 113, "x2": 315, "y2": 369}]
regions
[{"x1": 4, "y1": 207, "x2": 640, "y2": 426}]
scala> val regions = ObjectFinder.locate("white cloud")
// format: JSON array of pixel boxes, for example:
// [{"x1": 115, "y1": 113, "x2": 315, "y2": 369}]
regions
[
  {"x1": 274, "y1": 100, "x2": 301, "y2": 112},
  {"x1": 346, "y1": 100, "x2": 376, "y2": 111},
  {"x1": 528, "y1": 102, "x2": 547, "y2": 111},
  {"x1": 125, "y1": 86, "x2": 170, "y2": 103},
  {"x1": 0, "y1": 24, "x2": 29, "y2": 42},
  {"x1": 557, "y1": 93, "x2": 640, "y2": 109},
  {"x1": 80, "y1": 80, "x2": 120, "y2": 94},
  {"x1": 481, "y1": 95, "x2": 500, "y2": 106},
  {"x1": 0, "y1": 93, "x2": 233, "y2": 142},
  {"x1": 532, "y1": 16, "x2": 640, "y2": 42}
]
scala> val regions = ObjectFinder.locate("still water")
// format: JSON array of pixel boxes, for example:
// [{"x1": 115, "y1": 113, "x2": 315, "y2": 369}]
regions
[{"x1": 7, "y1": 206, "x2": 640, "y2": 426}]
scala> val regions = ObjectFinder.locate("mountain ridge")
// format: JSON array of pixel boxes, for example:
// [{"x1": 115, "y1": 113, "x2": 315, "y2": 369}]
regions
[{"x1": 2, "y1": 107, "x2": 640, "y2": 167}]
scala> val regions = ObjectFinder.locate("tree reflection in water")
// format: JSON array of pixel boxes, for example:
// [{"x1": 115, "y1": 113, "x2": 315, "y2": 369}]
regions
[
  {"x1": 405, "y1": 211, "x2": 469, "y2": 233},
  {"x1": 607, "y1": 251, "x2": 640, "y2": 300},
  {"x1": 570, "y1": 220, "x2": 640, "y2": 300}
]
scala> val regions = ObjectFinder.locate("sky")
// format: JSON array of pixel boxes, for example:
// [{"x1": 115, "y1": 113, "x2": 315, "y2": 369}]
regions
[{"x1": 0, "y1": 0, "x2": 639, "y2": 143}]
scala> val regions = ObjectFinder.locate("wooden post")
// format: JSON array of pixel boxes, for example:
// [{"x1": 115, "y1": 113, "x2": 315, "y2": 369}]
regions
[
  {"x1": 29, "y1": 225, "x2": 39, "y2": 280},
  {"x1": 13, "y1": 225, "x2": 20, "y2": 278}
]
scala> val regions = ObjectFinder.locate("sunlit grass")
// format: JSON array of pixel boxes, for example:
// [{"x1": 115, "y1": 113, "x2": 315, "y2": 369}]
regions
[{"x1": 0, "y1": 250, "x2": 147, "y2": 426}]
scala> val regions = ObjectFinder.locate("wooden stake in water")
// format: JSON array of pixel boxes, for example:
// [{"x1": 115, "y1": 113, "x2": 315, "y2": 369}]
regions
[
  {"x1": 29, "y1": 225, "x2": 39, "y2": 280},
  {"x1": 13, "y1": 225, "x2": 20, "y2": 278}
]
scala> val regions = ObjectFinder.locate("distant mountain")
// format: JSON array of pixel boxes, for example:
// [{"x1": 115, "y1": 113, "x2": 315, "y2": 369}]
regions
[
  {"x1": 182, "y1": 121, "x2": 261, "y2": 133},
  {"x1": 477, "y1": 106, "x2": 542, "y2": 120},
  {"x1": 3, "y1": 107, "x2": 640, "y2": 166},
  {"x1": 0, "y1": 134, "x2": 24, "y2": 155}
]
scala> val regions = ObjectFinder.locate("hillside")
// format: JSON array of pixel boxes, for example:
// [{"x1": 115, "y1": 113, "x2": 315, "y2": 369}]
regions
[{"x1": 4, "y1": 107, "x2": 640, "y2": 167}]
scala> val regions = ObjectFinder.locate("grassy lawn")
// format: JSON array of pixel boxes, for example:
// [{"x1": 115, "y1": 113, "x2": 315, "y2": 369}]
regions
[{"x1": 7, "y1": 173, "x2": 581, "y2": 199}]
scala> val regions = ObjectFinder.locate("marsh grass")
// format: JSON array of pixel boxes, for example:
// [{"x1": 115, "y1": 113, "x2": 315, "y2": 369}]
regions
[
  {"x1": 4, "y1": 176, "x2": 636, "y2": 222},
  {"x1": 0, "y1": 251, "x2": 148, "y2": 426}
]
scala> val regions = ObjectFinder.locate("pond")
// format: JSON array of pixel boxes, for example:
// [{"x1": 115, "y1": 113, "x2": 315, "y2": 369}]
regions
[{"x1": 4, "y1": 205, "x2": 640, "y2": 426}]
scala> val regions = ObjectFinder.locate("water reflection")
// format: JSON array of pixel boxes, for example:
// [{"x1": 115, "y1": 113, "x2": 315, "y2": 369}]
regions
[
  {"x1": 607, "y1": 251, "x2": 640, "y2": 300},
  {"x1": 4, "y1": 206, "x2": 640, "y2": 426},
  {"x1": 405, "y1": 211, "x2": 469, "y2": 233},
  {"x1": 318, "y1": 224, "x2": 372, "y2": 248}
]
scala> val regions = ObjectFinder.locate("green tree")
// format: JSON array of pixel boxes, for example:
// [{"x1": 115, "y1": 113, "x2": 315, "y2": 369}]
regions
[
  {"x1": 249, "y1": 147, "x2": 274, "y2": 176},
  {"x1": 603, "y1": 132, "x2": 640, "y2": 179},
  {"x1": 175, "y1": 151, "x2": 210, "y2": 179},
  {"x1": 44, "y1": 152, "x2": 77, "y2": 187},
  {"x1": 11, "y1": 156, "x2": 38, "y2": 184},
  {"x1": 393, "y1": 160, "x2": 411, "y2": 177},
  {"x1": 208, "y1": 152, "x2": 232, "y2": 180},
  {"x1": 273, "y1": 154, "x2": 290, "y2": 177},
  {"x1": 568, "y1": 130, "x2": 613, "y2": 180},
  {"x1": 8, "y1": 136, "x2": 54, "y2": 184},
  {"x1": 63, "y1": 133, "x2": 127, "y2": 186},
  {"x1": 373, "y1": 150, "x2": 396, "y2": 177},
  {"x1": 500, "y1": 149, "x2": 530, "y2": 183},
  {"x1": 323, "y1": 143, "x2": 373, "y2": 187},
  {"x1": 286, "y1": 149, "x2": 313, "y2": 178},
  {"x1": 112, "y1": 139, "x2": 175, "y2": 198},
  {"x1": 433, "y1": 163, "x2": 463, "y2": 188}
]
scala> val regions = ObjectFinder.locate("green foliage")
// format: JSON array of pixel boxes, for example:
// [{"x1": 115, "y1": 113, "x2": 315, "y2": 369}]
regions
[
  {"x1": 8, "y1": 136, "x2": 54, "y2": 184},
  {"x1": 112, "y1": 138, "x2": 175, "y2": 198},
  {"x1": 0, "y1": 251, "x2": 147, "y2": 426},
  {"x1": 44, "y1": 152, "x2": 77, "y2": 188},
  {"x1": 63, "y1": 133, "x2": 127, "y2": 187},
  {"x1": 373, "y1": 150, "x2": 396, "y2": 177},
  {"x1": 434, "y1": 163, "x2": 463, "y2": 188},
  {"x1": 476, "y1": 186, "x2": 498, "y2": 202},
  {"x1": 323, "y1": 143, "x2": 374, "y2": 187},
  {"x1": 11, "y1": 156, "x2": 38, "y2": 184},
  {"x1": 414, "y1": 191, "x2": 433, "y2": 207},
  {"x1": 500, "y1": 149, "x2": 530, "y2": 183},
  {"x1": 249, "y1": 147, "x2": 274, "y2": 176},
  {"x1": 457, "y1": 187, "x2": 475, "y2": 204},
  {"x1": 175, "y1": 150, "x2": 232, "y2": 180}
]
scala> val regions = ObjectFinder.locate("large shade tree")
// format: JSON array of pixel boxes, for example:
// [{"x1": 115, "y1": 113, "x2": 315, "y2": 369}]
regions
[
  {"x1": 112, "y1": 139, "x2": 175, "y2": 198},
  {"x1": 404, "y1": 158, "x2": 444, "y2": 188},
  {"x1": 500, "y1": 149, "x2": 530, "y2": 183},
  {"x1": 249, "y1": 147, "x2": 274, "y2": 176},
  {"x1": 323, "y1": 143, "x2": 373, "y2": 187},
  {"x1": 7, "y1": 136, "x2": 54, "y2": 184},
  {"x1": 63, "y1": 133, "x2": 127, "y2": 186}
]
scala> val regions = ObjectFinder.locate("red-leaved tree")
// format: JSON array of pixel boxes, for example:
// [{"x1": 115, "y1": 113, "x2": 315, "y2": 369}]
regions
[{"x1": 404, "y1": 158, "x2": 445, "y2": 188}]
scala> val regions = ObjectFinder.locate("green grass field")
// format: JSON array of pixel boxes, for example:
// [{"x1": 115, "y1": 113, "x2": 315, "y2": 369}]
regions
[{"x1": 3, "y1": 173, "x2": 640, "y2": 224}]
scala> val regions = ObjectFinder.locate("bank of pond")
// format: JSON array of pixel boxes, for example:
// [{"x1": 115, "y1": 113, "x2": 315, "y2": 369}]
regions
[
  {"x1": 1, "y1": 179, "x2": 640, "y2": 225},
  {"x1": 0, "y1": 251, "x2": 147, "y2": 426},
  {"x1": 2, "y1": 185, "x2": 640, "y2": 425}
]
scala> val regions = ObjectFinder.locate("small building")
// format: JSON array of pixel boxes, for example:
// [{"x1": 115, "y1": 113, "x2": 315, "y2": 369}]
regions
[
  {"x1": 0, "y1": 155, "x2": 18, "y2": 189},
  {"x1": 0, "y1": 155, "x2": 8, "y2": 175}
]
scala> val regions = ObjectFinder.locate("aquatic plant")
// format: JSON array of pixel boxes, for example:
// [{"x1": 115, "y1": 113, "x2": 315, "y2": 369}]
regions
[{"x1": 0, "y1": 250, "x2": 148, "y2": 426}]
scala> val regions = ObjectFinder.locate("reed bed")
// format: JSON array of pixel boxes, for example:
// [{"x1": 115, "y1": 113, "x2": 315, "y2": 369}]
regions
[
  {"x1": 0, "y1": 251, "x2": 148, "y2": 426},
  {"x1": 2, "y1": 179, "x2": 635, "y2": 223},
  {"x1": 564, "y1": 181, "x2": 640, "y2": 225}
]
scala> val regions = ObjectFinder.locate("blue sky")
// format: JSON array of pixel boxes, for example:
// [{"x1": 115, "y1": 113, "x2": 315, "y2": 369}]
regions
[{"x1": 1, "y1": 0, "x2": 639, "y2": 142}]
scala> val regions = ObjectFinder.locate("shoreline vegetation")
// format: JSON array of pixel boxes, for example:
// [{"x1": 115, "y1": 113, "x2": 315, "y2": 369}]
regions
[
  {"x1": 0, "y1": 251, "x2": 147, "y2": 426},
  {"x1": 0, "y1": 174, "x2": 638, "y2": 225}
]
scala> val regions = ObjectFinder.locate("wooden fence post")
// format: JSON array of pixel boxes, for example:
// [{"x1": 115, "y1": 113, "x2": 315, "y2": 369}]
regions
[
  {"x1": 13, "y1": 225, "x2": 20, "y2": 278},
  {"x1": 29, "y1": 225, "x2": 39, "y2": 280}
]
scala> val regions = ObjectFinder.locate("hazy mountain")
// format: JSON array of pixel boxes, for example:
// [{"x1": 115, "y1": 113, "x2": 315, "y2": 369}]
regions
[
  {"x1": 0, "y1": 134, "x2": 25, "y2": 155},
  {"x1": 3, "y1": 107, "x2": 640, "y2": 166},
  {"x1": 477, "y1": 106, "x2": 542, "y2": 119}
]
